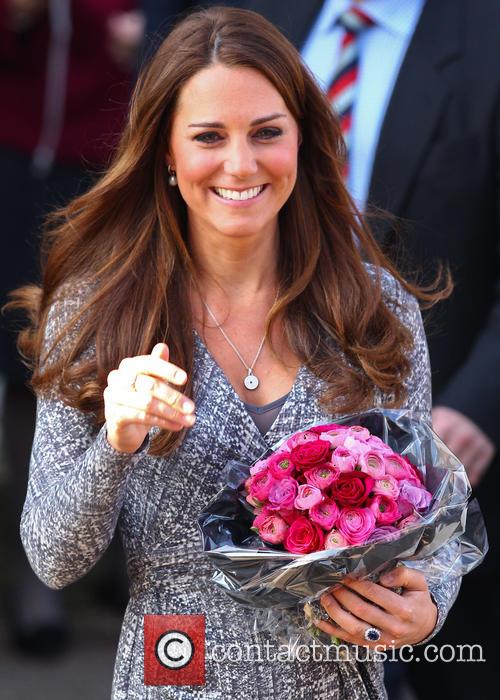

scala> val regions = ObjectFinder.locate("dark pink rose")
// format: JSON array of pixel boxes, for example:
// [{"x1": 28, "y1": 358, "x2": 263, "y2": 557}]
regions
[
  {"x1": 368, "y1": 526, "x2": 399, "y2": 543},
  {"x1": 284, "y1": 516, "x2": 324, "y2": 554},
  {"x1": 372, "y1": 475, "x2": 400, "y2": 500},
  {"x1": 309, "y1": 498, "x2": 340, "y2": 530},
  {"x1": 309, "y1": 422, "x2": 346, "y2": 434},
  {"x1": 331, "y1": 471, "x2": 375, "y2": 507},
  {"x1": 249, "y1": 469, "x2": 276, "y2": 502},
  {"x1": 257, "y1": 514, "x2": 289, "y2": 545},
  {"x1": 294, "y1": 484, "x2": 323, "y2": 510},
  {"x1": 304, "y1": 465, "x2": 338, "y2": 489},
  {"x1": 290, "y1": 440, "x2": 332, "y2": 470},
  {"x1": 267, "y1": 451, "x2": 296, "y2": 479},
  {"x1": 324, "y1": 528, "x2": 349, "y2": 549},
  {"x1": 337, "y1": 507, "x2": 376, "y2": 544},
  {"x1": 331, "y1": 446, "x2": 357, "y2": 472},
  {"x1": 358, "y1": 451, "x2": 386, "y2": 478},
  {"x1": 366, "y1": 495, "x2": 400, "y2": 525},
  {"x1": 268, "y1": 477, "x2": 298, "y2": 511},
  {"x1": 279, "y1": 508, "x2": 302, "y2": 526}
]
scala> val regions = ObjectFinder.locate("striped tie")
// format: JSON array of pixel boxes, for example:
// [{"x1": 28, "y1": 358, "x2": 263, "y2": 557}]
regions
[{"x1": 327, "y1": 6, "x2": 374, "y2": 171}]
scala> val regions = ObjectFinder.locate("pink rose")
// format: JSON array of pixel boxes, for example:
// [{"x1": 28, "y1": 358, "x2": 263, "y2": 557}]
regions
[
  {"x1": 397, "y1": 513, "x2": 421, "y2": 529},
  {"x1": 366, "y1": 436, "x2": 393, "y2": 454},
  {"x1": 304, "y1": 465, "x2": 338, "y2": 489},
  {"x1": 286, "y1": 430, "x2": 319, "y2": 450},
  {"x1": 267, "y1": 452, "x2": 296, "y2": 479},
  {"x1": 317, "y1": 426, "x2": 349, "y2": 448},
  {"x1": 331, "y1": 471, "x2": 374, "y2": 507},
  {"x1": 372, "y1": 475, "x2": 400, "y2": 500},
  {"x1": 346, "y1": 425, "x2": 371, "y2": 441},
  {"x1": 290, "y1": 440, "x2": 332, "y2": 470},
  {"x1": 252, "y1": 506, "x2": 273, "y2": 529},
  {"x1": 309, "y1": 498, "x2": 339, "y2": 530},
  {"x1": 268, "y1": 477, "x2": 298, "y2": 511},
  {"x1": 331, "y1": 446, "x2": 357, "y2": 472},
  {"x1": 358, "y1": 451, "x2": 386, "y2": 478},
  {"x1": 366, "y1": 495, "x2": 400, "y2": 525},
  {"x1": 337, "y1": 507, "x2": 376, "y2": 545},
  {"x1": 249, "y1": 469, "x2": 276, "y2": 502},
  {"x1": 284, "y1": 516, "x2": 324, "y2": 554},
  {"x1": 368, "y1": 526, "x2": 400, "y2": 543},
  {"x1": 399, "y1": 480, "x2": 432, "y2": 511},
  {"x1": 250, "y1": 458, "x2": 269, "y2": 476},
  {"x1": 403, "y1": 457, "x2": 424, "y2": 485},
  {"x1": 343, "y1": 435, "x2": 372, "y2": 456},
  {"x1": 279, "y1": 508, "x2": 302, "y2": 526},
  {"x1": 294, "y1": 484, "x2": 323, "y2": 510},
  {"x1": 257, "y1": 514, "x2": 289, "y2": 545},
  {"x1": 324, "y1": 528, "x2": 349, "y2": 549},
  {"x1": 383, "y1": 453, "x2": 412, "y2": 480},
  {"x1": 309, "y1": 422, "x2": 346, "y2": 434}
]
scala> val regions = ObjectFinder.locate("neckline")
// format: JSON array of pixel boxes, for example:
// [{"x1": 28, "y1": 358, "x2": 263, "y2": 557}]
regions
[{"x1": 192, "y1": 329, "x2": 305, "y2": 445}]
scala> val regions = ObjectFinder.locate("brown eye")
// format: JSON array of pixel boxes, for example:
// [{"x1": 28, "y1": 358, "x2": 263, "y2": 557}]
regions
[
  {"x1": 255, "y1": 127, "x2": 282, "y2": 139},
  {"x1": 194, "y1": 132, "x2": 222, "y2": 144}
]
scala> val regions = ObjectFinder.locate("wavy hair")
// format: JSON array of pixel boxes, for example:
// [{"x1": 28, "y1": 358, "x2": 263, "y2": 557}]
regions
[{"x1": 6, "y1": 6, "x2": 451, "y2": 455}]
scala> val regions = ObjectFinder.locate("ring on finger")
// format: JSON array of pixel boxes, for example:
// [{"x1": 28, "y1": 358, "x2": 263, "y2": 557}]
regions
[{"x1": 364, "y1": 626, "x2": 382, "y2": 642}]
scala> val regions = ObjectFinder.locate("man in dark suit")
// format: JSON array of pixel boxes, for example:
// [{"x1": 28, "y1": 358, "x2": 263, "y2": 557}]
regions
[{"x1": 144, "y1": 2, "x2": 499, "y2": 696}]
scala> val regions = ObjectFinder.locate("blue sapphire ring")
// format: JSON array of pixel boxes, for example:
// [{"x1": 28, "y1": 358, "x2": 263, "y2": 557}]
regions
[{"x1": 364, "y1": 627, "x2": 381, "y2": 642}]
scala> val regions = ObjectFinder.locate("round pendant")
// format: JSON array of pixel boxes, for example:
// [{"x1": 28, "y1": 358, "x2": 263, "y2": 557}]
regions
[{"x1": 244, "y1": 373, "x2": 259, "y2": 390}]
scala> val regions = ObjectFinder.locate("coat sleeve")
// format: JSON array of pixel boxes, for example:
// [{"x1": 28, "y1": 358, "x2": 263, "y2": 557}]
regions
[
  {"x1": 20, "y1": 291, "x2": 149, "y2": 590},
  {"x1": 380, "y1": 269, "x2": 461, "y2": 643}
]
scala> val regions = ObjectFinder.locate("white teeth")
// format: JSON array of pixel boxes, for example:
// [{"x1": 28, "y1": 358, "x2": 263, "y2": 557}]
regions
[{"x1": 213, "y1": 185, "x2": 264, "y2": 201}]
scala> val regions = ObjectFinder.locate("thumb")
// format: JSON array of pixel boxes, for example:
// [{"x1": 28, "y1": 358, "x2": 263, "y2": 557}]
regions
[{"x1": 151, "y1": 342, "x2": 169, "y2": 360}]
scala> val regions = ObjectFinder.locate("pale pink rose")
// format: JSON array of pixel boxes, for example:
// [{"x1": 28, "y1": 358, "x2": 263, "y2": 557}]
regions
[
  {"x1": 366, "y1": 495, "x2": 400, "y2": 525},
  {"x1": 331, "y1": 446, "x2": 357, "y2": 472},
  {"x1": 368, "y1": 526, "x2": 400, "y2": 543},
  {"x1": 286, "y1": 430, "x2": 319, "y2": 450},
  {"x1": 318, "y1": 427, "x2": 349, "y2": 448},
  {"x1": 337, "y1": 507, "x2": 376, "y2": 545},
  {"x1": 372, "y1": 474, "x2": 400, "y2": 499},
  {"x1": 346, "y1": 425, "x2": 371, "y2": 441},
  {"x1": 267, "y1": 451, "x2": 296, "y2": 479},
  {"x1": 294, "y1": 484, "x2": 323, "y2": 510},
  {"x1": 358, "y1": 451, "x2": 386, "y2": 478},
  {"x1": 304, "y1": 465, "x2": 338, "y2": 489},
  {"x1": 366, "y1": 436, "x2": 393, "y2": 454},
  {"x1": 249, "y1": 469, "x2": 276, "y2": 502},
  {"x1": 399, "y1": 480, "x2": 432, "y2": 511},
  {"x1": 343, "y1": 435, "x2": 372, "y2": 457},
  {"x1": 246, "y1": 493, "x2": 263, "y2": 508},
  {"x1": 250, "y1": 458, "x2": 269, "y2": 475},
  {"x1": 252, "y1": 506, "x2": 273, "y2": 529},
  {"x1": 257, "y1": 514, "x2": 289, "y2": 545},
  {"x1": 383, "y1": 453, "x2": 412, "y2": 480},
  {"x1": 268, "y1": 477, "x2": 299, "y2": 511},
  {"x1": 309, "y1": 498, "x2": 340, "y2": 530},
  {"x1": 324, "y1": 528, "x2": 349, "y2": 549}
]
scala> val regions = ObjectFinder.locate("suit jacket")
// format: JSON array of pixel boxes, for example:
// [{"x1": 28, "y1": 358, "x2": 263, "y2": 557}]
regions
[{"x1": 145, "y1": 0, "x2": 500, "y2": 447}]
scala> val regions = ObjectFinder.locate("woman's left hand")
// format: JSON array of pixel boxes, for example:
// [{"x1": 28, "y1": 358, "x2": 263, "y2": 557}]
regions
[{"x1": 315, "y1": 566, "x2": 438, "y2": 648}]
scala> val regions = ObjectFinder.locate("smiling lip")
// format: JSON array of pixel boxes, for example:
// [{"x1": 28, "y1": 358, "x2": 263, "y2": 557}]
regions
[{"x1": 211, "y1": 184, "x2": 267, "y2": 204}]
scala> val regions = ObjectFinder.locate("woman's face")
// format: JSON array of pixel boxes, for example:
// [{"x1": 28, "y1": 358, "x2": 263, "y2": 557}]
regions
[{"x1": 168, "y1": 63, "x2": 300, "y2": 242}]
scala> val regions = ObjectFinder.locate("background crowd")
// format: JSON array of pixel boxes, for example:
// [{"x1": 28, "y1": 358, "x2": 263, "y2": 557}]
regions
[{"x1": 0, "y1": 1, "x2": 498, "y2": 698}]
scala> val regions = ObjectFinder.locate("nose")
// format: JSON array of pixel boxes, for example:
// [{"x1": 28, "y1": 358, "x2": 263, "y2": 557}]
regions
[{"x1": 223, "y1": 137, "x2": 258, "y2": 178}]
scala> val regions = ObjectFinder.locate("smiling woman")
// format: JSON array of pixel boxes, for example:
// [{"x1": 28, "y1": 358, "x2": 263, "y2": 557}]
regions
[{"x1": 7, "y1": 5, "x2": 458, "y2": 700}]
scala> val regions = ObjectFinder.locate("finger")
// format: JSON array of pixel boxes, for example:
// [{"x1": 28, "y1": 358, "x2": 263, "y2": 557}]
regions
[
  {"x1": 331, "y1": 585, "x2": 399, "y2": 636},
  {"x1": 119, "y1": 355, "x2": 187, "y2": 386},
  {"x1": 134, "y1": 375, "x2": 195, "y2": 415},
  {"x1": 151, "y1": 343, "x2": 169, "y2": 361},
  {"x1": 110, "y1": 387, "x2": 196, "y2": 427},
  {"x1": 106, "y1": 404, "x2": 186, "y2": 433},
  {"x1": 379, "y1": 566, "x2": 428, "y2": 592},
  {"x1": 320, "y1": 592, "x2": 369, "y2": 638},
  {"x1": 312, "y1": 617, "x2": 356, "y2": 645}
]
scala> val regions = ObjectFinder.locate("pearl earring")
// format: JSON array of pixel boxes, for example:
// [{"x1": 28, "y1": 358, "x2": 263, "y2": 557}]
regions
[{"x1": 167, "y1": 165, "x2": 177, "y2": 187}]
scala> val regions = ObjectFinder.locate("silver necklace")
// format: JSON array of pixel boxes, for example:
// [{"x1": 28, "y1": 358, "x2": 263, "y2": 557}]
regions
[{"x1": 200, "y1": 291, "x2": 278, "y2": 391}]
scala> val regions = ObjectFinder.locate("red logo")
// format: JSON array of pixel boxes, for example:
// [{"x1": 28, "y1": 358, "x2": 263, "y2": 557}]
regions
[{"x1": 144, "y1": 614, "x2": 205, "y2": 686}]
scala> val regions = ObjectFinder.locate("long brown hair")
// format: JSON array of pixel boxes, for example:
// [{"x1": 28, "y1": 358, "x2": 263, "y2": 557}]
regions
[{"x1": 6, "y1": 6, "x2": 450, "y2": 455}]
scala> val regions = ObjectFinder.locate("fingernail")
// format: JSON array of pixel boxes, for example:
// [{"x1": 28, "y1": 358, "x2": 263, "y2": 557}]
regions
[
  {"x1": 175, "y1": 370, "x2": 187, "y2": 383},
  {"x1": 183, "y1": 399, "x2": 194, "y2": 413},
  {"x1": 185, "y1": 414, "x2": 196, "y2": 426}
]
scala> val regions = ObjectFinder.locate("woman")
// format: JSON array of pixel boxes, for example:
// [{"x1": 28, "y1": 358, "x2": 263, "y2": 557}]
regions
[{"x1": 13, "y1": 7, "x2": 458, "y2": 699}]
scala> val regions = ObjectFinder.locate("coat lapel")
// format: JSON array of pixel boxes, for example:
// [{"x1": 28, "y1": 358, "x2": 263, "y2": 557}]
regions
[{"x1": 368, "y1": 0, "x2": 463, "y2": 224}]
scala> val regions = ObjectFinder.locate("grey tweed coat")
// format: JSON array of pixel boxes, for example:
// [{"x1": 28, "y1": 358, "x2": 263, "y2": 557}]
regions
[{"x1": 20, "y1": 268, "x2": 461, "y2": 699}]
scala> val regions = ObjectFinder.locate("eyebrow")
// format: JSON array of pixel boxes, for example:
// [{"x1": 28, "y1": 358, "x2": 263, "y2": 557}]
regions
[{"x1": 187, "y1": 112, "x2": 287, "y2": 128}]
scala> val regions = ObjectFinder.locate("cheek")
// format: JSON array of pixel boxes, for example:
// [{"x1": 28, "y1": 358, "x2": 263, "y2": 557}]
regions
[
  {"x1": 267, "y1": 144, "x2": 298, "y2": 187},
  {"x1": 176, "y1": 149, "x2": 220, "y2": 190}
]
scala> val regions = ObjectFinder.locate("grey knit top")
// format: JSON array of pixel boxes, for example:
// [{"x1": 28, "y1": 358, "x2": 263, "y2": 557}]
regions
[{"x1": 20, "y1": 266, "x2": 461, "y2": 699}]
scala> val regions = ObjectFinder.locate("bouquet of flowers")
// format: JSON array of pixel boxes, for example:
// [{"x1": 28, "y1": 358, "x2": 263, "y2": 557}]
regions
[
  {"x1": 198, "y1": 409, "x2": 487, "y2": 645},
  {"x1": 246, "y1": 422, "x2": 433, "y2": 553}
]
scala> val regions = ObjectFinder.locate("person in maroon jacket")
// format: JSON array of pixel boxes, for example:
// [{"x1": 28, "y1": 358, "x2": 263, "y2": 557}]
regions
[{"x1": 0, "y1": 0, "x2": 143, "y2": 656}]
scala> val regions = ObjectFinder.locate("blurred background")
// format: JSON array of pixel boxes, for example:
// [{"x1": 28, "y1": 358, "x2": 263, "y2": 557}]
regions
[{"x1": 1, "y1": 1, "x2": 498, "y2": 699}]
